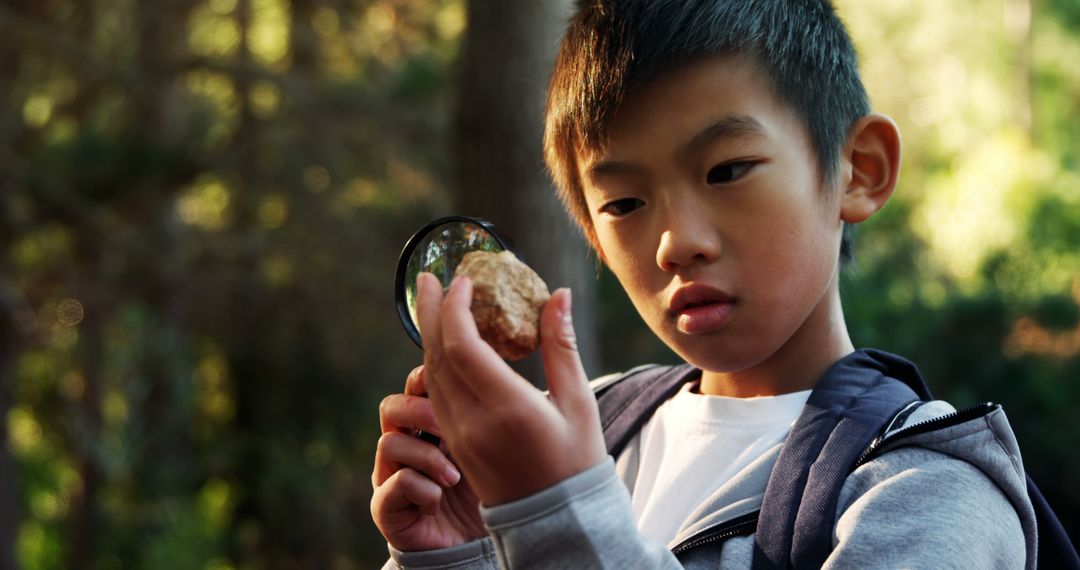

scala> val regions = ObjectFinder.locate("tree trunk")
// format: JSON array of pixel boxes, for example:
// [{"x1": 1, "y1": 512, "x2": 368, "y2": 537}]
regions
[
  {"x1": 454, "y1": 0, "x2": 600, "y2": 384},
  {"x1": 68, "y1": 286, "x2": 104, "y2": 570},
  {"x1": 0, "y1": 292, "x2": 19, "y2": 570},
  {"x1": 0, "y1": 12, "x2": 21, "y2": 570}
]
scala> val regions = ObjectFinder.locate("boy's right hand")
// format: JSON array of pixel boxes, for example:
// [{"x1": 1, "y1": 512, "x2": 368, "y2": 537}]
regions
[{"x1": 371, "y1": 365, "x2": 486, "y2": 551}]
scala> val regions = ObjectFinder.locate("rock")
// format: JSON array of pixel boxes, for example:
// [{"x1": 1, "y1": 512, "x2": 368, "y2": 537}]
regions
[{"x1": 454, "y1": 250, "x2": 551, "y2": 361}]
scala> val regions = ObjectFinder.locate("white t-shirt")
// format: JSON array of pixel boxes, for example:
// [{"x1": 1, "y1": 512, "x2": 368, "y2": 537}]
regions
[{"x1": 631, "y1": 381, "x2": 812, "y2": 545}]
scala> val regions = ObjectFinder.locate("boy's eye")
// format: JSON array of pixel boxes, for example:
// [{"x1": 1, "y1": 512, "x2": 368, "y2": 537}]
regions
[
  {"x1": 706, "y1": 161, "x2": 753, "y2": 185},
  {"x1": 600, "y1": 198, "x2": 644, "y2": 217}
]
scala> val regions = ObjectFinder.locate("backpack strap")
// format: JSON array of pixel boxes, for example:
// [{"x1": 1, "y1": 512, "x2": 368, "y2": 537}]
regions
[
  {"x1": 751, "y1": 349, "x2": 926, "y2": 569},
  {"x1": 1028, "y1": 478, "x2": 1080, "y2": 569},
  {"x1": 594, "y1": 362, "x2": 697, "y2": 458}
]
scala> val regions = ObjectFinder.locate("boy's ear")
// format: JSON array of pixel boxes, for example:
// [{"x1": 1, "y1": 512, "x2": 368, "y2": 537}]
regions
[{"x1": 839, "y1": 113, "x2": 902, "y2": 224}]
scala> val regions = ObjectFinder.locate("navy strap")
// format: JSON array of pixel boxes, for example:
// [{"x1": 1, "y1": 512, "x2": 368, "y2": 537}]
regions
[
  {"x1": 597, "y1": 363, "x2": 696, "y2": 458},
  {"x1": 1027, "y1": 477, "x2": 1080, "y2": 569},
  {"x1": 751, "y1": 350, "x2": 925, "y2": 569}
]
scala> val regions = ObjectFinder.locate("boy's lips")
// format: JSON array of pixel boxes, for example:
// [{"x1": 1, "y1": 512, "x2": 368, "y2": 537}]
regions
[{"x1": 668, "y1": 284, "x2": 737, "y2": 334}]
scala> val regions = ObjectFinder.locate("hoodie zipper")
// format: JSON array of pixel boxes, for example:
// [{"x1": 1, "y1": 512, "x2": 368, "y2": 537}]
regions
[
  {"x1": 855, "y1": 401, "x2": 999, "y2": 468},
  {"x1": 670, "y1": 511, "x2": 759, "y2": 555}
]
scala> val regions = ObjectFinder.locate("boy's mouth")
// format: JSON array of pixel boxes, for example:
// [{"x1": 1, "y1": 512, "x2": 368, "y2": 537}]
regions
[
  {"x1": 668, "y1": 284, "x2": 737, "y2": 317},
  {"x1": 669, "y1": 285, "x2": 737, "y2": 334}
]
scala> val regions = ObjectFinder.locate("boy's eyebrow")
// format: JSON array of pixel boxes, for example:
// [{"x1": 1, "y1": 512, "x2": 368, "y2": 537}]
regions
[
  {"x1": 680, "y1": 114, "x2": 766, "y2": 157},
  {"x1": 585, "y1": 159, "x2": 646, "y2": 182},
  {"x1": 585, "y1": 114, "x2": 766, "y2": 182}
]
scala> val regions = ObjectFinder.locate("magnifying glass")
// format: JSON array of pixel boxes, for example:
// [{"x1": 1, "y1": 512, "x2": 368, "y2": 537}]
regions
[
  {"x1": 394, "y1": 216, "x2": 520, "y2": 446},
  {"x1": 394, "y1": 215, "x2": 519, "y2": 349}
]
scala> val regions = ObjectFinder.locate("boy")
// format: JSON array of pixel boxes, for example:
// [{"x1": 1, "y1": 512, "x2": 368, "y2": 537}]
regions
[{"x1": 371, "y1": 0, "x2": 1036, "y2": 567}]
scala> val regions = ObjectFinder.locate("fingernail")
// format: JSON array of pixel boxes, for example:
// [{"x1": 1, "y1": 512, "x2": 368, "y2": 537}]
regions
[
  {"x1": 417, "y1": 272, "x2": 434, "y2": 291},
  {"x1": 443, "y1": 464, "x2": 461, "y2": 487},
  {"x1": 559, "y1": 289, "x2": 577, "y2": 351},
  {"x1": 561, "y1": 289, "x2": 573, "y2": 329}
]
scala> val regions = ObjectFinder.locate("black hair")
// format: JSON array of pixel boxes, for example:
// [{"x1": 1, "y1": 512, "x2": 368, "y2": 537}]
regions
[{"x1": 545, "y1": 0, "x2": 870, "y2": 264}]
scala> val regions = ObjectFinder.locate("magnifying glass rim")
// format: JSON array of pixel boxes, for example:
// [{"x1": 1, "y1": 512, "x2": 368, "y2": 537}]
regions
[{"x1": 394, "y1": 215, "x2": 517, "y2": 349}]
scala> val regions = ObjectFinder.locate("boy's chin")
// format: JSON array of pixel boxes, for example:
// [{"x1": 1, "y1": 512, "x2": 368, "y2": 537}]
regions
[{"x1": 664, "y1": 335, "x2": 762, "y2": 375}]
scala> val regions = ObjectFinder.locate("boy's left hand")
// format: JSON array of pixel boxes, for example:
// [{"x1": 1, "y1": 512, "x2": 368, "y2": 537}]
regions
[{"x1": 415, "y1": 272, "x2": 607, "y2": 507}]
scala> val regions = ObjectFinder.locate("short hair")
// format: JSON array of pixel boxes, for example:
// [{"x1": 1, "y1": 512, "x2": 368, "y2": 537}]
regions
[{"x1": 544, "y1": 0, "x2": 870, "y2": 264}]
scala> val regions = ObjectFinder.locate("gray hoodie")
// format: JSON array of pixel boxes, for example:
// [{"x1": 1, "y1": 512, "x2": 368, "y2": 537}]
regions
[{"x1": 383, "y1": 399, "x2": 1035, "y2": 569}]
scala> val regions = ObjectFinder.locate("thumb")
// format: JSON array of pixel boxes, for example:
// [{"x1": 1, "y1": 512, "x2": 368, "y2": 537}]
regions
[{"x1": 539, "y1": 289, "x2": 594, "y2": 418}]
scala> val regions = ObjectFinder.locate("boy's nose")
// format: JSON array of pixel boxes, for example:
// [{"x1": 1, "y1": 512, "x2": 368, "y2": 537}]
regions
[{"x1": 655, "y1": 214, "x2": 722, "y2": 272}]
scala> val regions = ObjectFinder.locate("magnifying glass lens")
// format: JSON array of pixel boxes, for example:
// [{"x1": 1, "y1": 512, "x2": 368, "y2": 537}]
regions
[{"x1": 399, "y1": 219, "x2": 507, "y2": 346}]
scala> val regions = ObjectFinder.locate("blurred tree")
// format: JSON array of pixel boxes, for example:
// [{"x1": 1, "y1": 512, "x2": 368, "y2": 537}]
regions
[
  {"x1": 0, "y1": 0, "x2": 467, "y2": 567},
  {"x1": 452, "y1": 0, "x2": 599, "y2": 383},
  {"x1": 0, "y1": 274, "x2": 19, "y2": 570}
]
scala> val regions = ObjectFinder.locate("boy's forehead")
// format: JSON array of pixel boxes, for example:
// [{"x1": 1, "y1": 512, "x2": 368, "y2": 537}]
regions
[
  {"x1": 579, "y1": 113, "x2": 769, "y2": 180},
  {"x1": 574, "y1": 56, "x2": 785, "y2": 171}
]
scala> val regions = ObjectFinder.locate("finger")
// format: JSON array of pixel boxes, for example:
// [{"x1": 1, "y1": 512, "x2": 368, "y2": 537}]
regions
[
  {"x1": 539, "y1": 288, "x2": 597, "y2": 421},
  {"x1": 401, "y1": 365, "x2": 435, "y2": 443},
  {"x1": 404, "y1": 365, "x2": 426, "y2": 397},
  {"x1": 401, "y1": 367, "x2": 440, "y2": 444},
  {"x1": 416, "y1": 274, "x2": 481, "y2": 427},
  {"x1": 373, "y1": 431, "x2": 462, "y2": 487},
  {"x1": 416, "y1": 272, "x2": 446, "y2": 380},
  {"x1": 440, "y1": 276, "x2": 528, "y2": 402},
  {"x1": 372, "y1": 467, "x2": 443, "y2": 517},
  {"x1": 415, "y1": 273, "x2": 457, "y2": 420},
  {"x1": 379, "y1": 393, "x2": 442, "y2": 438}
]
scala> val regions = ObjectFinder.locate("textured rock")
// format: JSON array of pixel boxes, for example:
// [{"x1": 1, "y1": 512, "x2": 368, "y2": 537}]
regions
[{"x1": 454, "y1": 250, "x2": 551, "y2": 361}]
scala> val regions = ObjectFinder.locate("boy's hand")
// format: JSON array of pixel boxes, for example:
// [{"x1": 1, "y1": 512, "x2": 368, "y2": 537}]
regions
[
  {"x1": 371, "y1": 365, "x2": 486, "y2": 551},
  {"x1": 415, "y1": 272, "x2": 607, "y2": 507}
]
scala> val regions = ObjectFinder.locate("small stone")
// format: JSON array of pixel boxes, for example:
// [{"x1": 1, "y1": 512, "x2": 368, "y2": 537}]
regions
[{"x1": 454, "y1": 250, "x2": 551, "y2": 361}]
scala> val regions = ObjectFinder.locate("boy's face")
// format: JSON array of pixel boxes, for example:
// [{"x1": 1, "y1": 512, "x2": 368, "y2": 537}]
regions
[{"x1": 577, "y1": 55, "x2": 847, "y2": 381}]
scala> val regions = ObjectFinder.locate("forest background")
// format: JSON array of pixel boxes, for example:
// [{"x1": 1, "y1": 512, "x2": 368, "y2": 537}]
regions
[{"x1": 1, "y1": 0, "x2": 1078, "y2": 568}]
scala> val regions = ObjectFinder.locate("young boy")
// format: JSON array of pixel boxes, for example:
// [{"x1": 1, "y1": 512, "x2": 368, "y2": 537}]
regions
[{"x1": 371, "y1": 0, "x2": 1036, "y2": 567}]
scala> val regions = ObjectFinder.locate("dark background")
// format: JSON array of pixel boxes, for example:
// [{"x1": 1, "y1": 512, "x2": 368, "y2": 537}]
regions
[{"x1": 1, "y1": 0, "x2": 1077, "y2": 568}]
